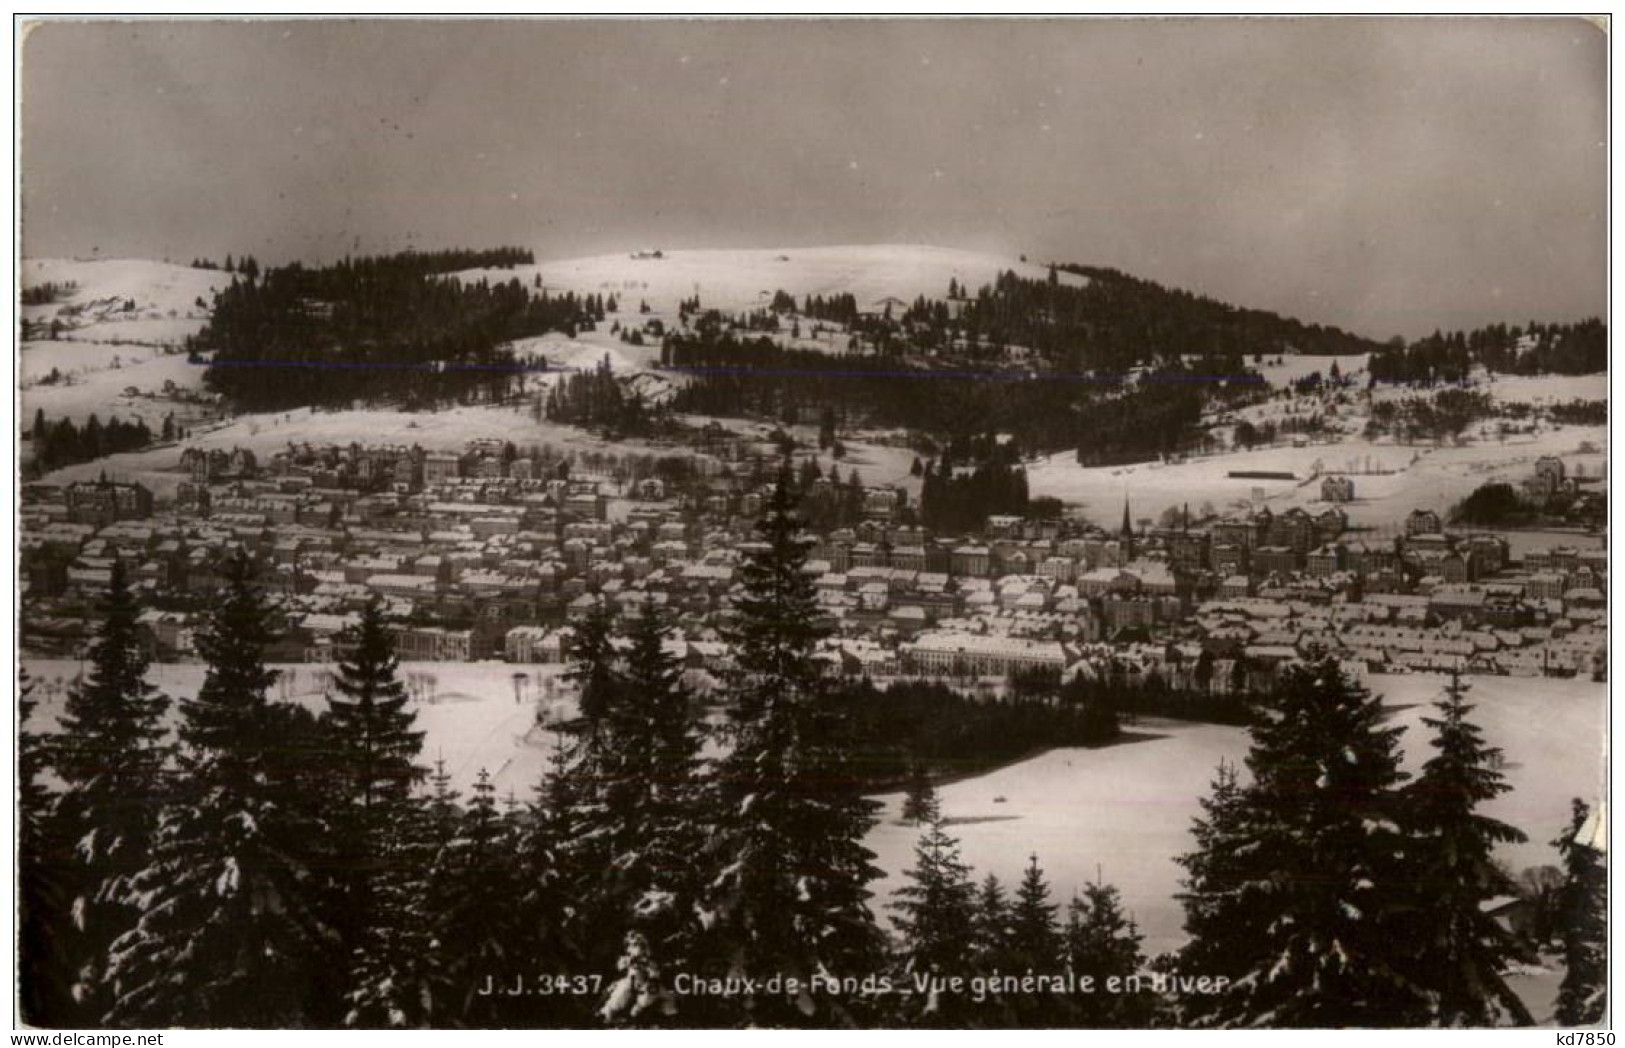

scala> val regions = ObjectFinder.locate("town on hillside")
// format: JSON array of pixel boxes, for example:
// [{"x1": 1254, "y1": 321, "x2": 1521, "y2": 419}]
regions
[{"x1": 20, "y1": 436, "x2": 1605, "y2": 691}]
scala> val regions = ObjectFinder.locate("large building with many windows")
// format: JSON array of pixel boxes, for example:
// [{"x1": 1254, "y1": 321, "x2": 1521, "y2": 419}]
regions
[{"x1": 903, "y1": 630, "x2": 1069, "y2": 677}]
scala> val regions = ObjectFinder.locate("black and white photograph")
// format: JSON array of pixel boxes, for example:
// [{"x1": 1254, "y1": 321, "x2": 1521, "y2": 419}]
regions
[{"x1": 11, "y1": 15, "x2": 1611, "y2": 1031}]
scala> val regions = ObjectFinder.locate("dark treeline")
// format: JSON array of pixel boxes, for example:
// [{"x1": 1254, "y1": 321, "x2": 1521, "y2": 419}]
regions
[
  {"x1": 1450, "y1": 483, "x2": 1537, "y2": 528},
  {"x1": 791, "y1": 458, "x2": 874, "y2": 532},
  {"x1": 802, "y1": 292, "x2": 860, "y2": 326},
  {"x1": 1542, "y1": 399, "x2": 1608, "y2": 426},
  {"x1": 956, "y1": 266, "x2": 1385, "y2": 370},
  {"x1": 919, "y1": 439, "x2": 1030, "y2": 533},
  {"x1": 21, "y1": 281, "x2": 77, "y2": 306},
  {"x1": 16, "y1": 479, "x2": 1607, "y2": 1028},
  {"x1": 542, "y1": 355, "x2": 667, "y2": 439},
  {"x1": 835, "y1": 677, "x2": 1120, "y2": 789},
  {"x1": 197, "y1": 248, "x2": 585, "y2": 412},
  {"x1": 665, "y1": 329, "x2": 1075, "y2": 448},
  {"x1": 664, "y1": 328, "x2": 1250, "y2": 464},
  {"x1": 26, "y1": 410, "x2": 153, "y2": 474},
  {"x1": 1364, "y1": 388, "x2": 1496, "y2": 443},
  {"x1": 1369, "y1": 319, "x2": 1606, "y2": 384},
  {"x1": 1082, "y1": 659, "x2": 1257, "y2": 727},
  {"x1": 1070, "y1": 377, "x2": 1211, "y2": 466}
]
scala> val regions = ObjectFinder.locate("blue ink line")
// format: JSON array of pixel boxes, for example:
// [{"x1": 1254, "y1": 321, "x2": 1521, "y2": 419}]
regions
[{"x1": 193, "y1": 358, "x2": 1266, "y2": 385}]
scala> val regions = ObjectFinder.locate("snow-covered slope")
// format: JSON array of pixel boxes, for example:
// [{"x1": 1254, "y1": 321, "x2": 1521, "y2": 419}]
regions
[
  {"x1": 20, "y1": 258, "x2": 232, "y2": 425},
  {"x1": 21, "y1": 258, "x2": 228, "y2": 344},
  {"x1": 456, "y1": 243, "x2": 1084, "y2": 315},
  {"x1": 1031, "y1": 426, "x2": 1607, "y2": 534}
]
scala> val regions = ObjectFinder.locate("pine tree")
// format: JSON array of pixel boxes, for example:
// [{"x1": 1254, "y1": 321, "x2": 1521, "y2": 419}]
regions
[
  {"x1": 998, "y1": 854, "x2": 1065, "y2": 1025},
  {"x1": 551, "y1": 601, "x2": 622, "y2": 966},
  {"x1": 1553, "y1": 799, "x2": 1606, "y2": 1026},
  {"x1": 889, "y1": 819, "x2": 977, "y2": 1024},
  {"x1": 50, "y1": 560, "x2": 172, "y2": 1019},
  {"x1": 324, "y1": 598, "x2": 428, "y2": 1020},
  {"x1": 341, "y1": 788, "x2": 440, "y2": 1029},
  {"x1": 1064, "y1": 880, "x2": 1149, "y2": 1027},
  {"x1": 325, "y1": 598, "x2": 425, "y2": 881},
  {"x1": 597, "y1": 605, "x2": 706, "y2": 1026},
  {"x1": 18, "y1": 667, "x2": 76, "y2": 1026},
  {"x1": 701, "y1": 462, "x2": 885, "y2": 1026},
  {"x1": 106, "y1": 552, "x2": 334, "y2": 1026},
  {"x1": 1010, "y1": 854, "x2": 1062, "y2": 971},
  {"x1": 1183, "y1": 655, "x2": 1428, "y2": 1027},
  {"x1": 505, "y1": 774, "x2": 582, "y2": 1028},
  {"x1": 900, "y1": 763, "x2": 941, "y2": 826},
  {"x1": 972, "y1": 874, "x2": 1014, "y2": 970},
  {"x1": 345, "y1": 757, "x2": 467, "y2": 1027},
  {"x1": 1174, "y1": 760, "x2": 1259, "y2": 1028},
  {"x1": 1403, "y1": 673, "x2": 1532, "y2": 1026},
  {"x1": 423, "y1": 769, "x2": 525, "y2": 1028}
]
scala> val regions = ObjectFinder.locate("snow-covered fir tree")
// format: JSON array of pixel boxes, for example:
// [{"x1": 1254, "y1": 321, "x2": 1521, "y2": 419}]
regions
[
  {"x1": 597, "y1": 605, "x2": 707, "y2": 1026},
  {"x1": 106, "y1": 552, "x2": 335, "y2": 1027},
  {"x1": 1553, "y1": 799, "x2": 1606, "y2": 1026},
  {"x1": 1064, "y1": 880, "x2": 1151, "y2": 1027},
  {"x1": 18, "y1": 667, "x2": 75, "y2": 1026},
  {"x1": 322, "y1": 599, "x2": 426, "y2": 974},
  {"x1": 504, "y1": 772, "x2": 584, "y2": 1028},
  {"x1": 322, "y1": 599, "x2": 433, "y2": 1027},
  {"x1": 1184, "y1": 654, "x2": 1429, "y2": 1027},
  {"x1": 972, "y1": 874, "x2": 1014, "y2": 971},
  {"x1": 1009, "y1": 854, "x2": 1063, "y2": 971},
  {"x1": 551, "y1": 600, "x2": 621, "y2": 938},
  {"x1": 701, "y1": 463, "x2": 886, "y2": 1026},
  {"x1": 889, "y1": 818, "x2": 977, "y2": 1024},
  {"x1": 1403, "y1": 672, "x2": 1532, "y2": 1026},
  {"x1": 900, "y1": 763, "x2": 941, "y2": 826},
  {"x1": 50, "y1": 560, "x2": 172, "y2": 1020},
  {"x1": 1173, "y1": 759, "x2": 1259, "y2": 1028},
  {"x1": 345, "y1": 756, "x2": 467, "y2": 1028},
  {"x1": 422, "y1": 769, "x2": 525, "y2": 1028},
  {"x1": 1004, "y1": 854, "x2": 1066, "y2": 1025}
]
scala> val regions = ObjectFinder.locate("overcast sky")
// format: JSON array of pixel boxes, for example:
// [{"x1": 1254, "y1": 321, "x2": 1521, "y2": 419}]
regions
[{"x1": 20, "y1": 17, "x2": 1606, "y2": 339}]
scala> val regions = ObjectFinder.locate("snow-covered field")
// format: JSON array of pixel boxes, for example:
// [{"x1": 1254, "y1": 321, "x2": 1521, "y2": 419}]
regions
[
  {"x1": 455, "y1": 244, "x2": 1084, "y2": 317},
  {"x1": 21, "y1": 258, "x2": 226, "y2": 337},
  {"x1": 19, "y1": 344, "x2": 203, "y2": 429},
  {"x1": 867, "y1": 672, "x2": 1604, "y2": 961},
  {"x1": 23, "y1": 656, "x2": 1602, "y2": 973},
  {"x1": 20, "y1": 258, "x2": 231, "y2": 425},
  {"x1": 1249, "y1": 352, "x2": 1371, "y2": 388},
  {"x1": 1032, "y1": 425, "x2": 1608, "y2": 532}
]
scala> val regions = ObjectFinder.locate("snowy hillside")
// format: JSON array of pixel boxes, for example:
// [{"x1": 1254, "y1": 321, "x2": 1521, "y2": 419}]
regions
[
  {"x1": 32, "y1": 400, "x2": 925, "y2": 503},
  {"x1": 1034, "y1": 368, "x2": 1608, "y2": 531},
  {"x1": 456, "y1": 243, "x2": 1085, "y2": 316},
  {"x1": 21, "y1": 258, "x2": 227, "y2": 345},
  {"x1": 20, "y1": 258, "x2": 231, "y2": 426},
  {"x1": 1031, "y1": 425, "x2": 1607, "y2": 533}
]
